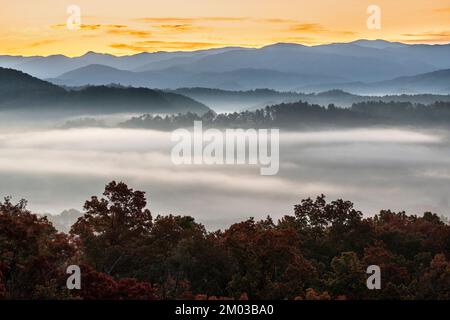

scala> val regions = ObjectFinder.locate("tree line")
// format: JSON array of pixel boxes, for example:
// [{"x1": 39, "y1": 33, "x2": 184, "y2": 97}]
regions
[{"x1": 119, "y1": 100, "x2": 450, "y2": 130}]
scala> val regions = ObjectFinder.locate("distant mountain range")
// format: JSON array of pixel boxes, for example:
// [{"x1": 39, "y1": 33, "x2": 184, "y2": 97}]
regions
[
  {"x1": 0, "y1": 68, "x2": 209, "y2": 115},
  {"x1": 0, "y1": 47, "x2": 243, "y2": 79},
  {"x1": 170, "y1": 88, "x2": 450, "y2": 111},
  {"x1": 48, "y1": 64, "x2": 343, "y2": 92},
  {"x1": 1, "y1": 40, "x2": 450, "y2": 94},
  {"x1": 300, "y1": 69, "x2": 450, "y2": 95}
]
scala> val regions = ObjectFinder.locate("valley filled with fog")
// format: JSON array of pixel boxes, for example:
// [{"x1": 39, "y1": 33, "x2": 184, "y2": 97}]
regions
[{"x1": 0, "y1": 122, "x2": 449, "y2": 229}]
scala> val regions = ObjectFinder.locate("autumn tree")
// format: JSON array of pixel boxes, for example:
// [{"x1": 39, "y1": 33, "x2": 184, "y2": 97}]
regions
[
  {"x1": 223, "y1": 218, "x2": 316, "y2": 299},
  {"x1": 0, "y1": 197, "x2": 74, "y2": 299},
  {"x1": 328, "y1": 252, "x2": 366, "y2": 299},
  {"x1": 71, "y1": 264, "x2": 156, "y2": 300},
  {"x1": 362, "y1": 240, "x2": 410, "y2": 299},
  {"x1": 135, "y1": 214, "x2": 226, "y2": 299},
  {"x1": 71, "y1": 181, "x2": 153, "y2": 276},
  {"x1": 287, "y1": 195, "x2": 373, "y2": 264},
  {"x1": 416, "y1": 254, "x2": 450, "y2": 300}
]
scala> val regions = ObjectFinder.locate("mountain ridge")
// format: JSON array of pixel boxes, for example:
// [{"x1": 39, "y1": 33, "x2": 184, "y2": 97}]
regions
[
  {"x1": 300, "y1": 68, "x2": 450, "y2": 95},
  {"x1": 0, "y1": 67, "x2": 210, "y2": 115}
]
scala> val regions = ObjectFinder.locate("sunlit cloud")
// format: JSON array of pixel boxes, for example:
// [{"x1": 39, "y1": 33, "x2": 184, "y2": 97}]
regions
[
  {"x1": 134, "y1": 17, "x2": 249, "y2": 23},
  {"x1": 156, "y1": 24, "x2": 209, "y2": 33},
  {"x1": 110, "y1": 40, "x2": 232, "y2": 52},
  {"x1": 80, "y1": 24, "x2": 102, "y2": 31},
  {"x1": 257, "y1": 18, "x2": 298, "y2": 24},
  {"x1": 0, "y1": 127, "x2": 447, "y2": 227},
  {"x1": 50, "y1": 23, "x2": 66, "y2": 29},
  {"x1": 28, "y1": 39, "x2": 60, "y2": 48},
  {"x1": 0, "y1": 128, "x2": 342, "y2": 199},
  {"x1": 158, "y1": 24, "x2": 192, "y2": 30},
  {"x1": 290, "y1": 23, "x2": 325, "y2": 33},
  {"x1": 289, "y1": 23, "x2": 356, "y2": 36},
  {"x1": 108, "y1": 25, "x2": 128, "y2": 29},
  {"x1": 107, "y1": 28, "x2": 152, "y2": 38},
  {"x1": 203, "y1": 17, "x2": 249, "y2": 22},
  {"x1": 403, "y1": 31, "x2": 450, "y2": 37},
  {"x1": 51, "y1": 23, "x2": 126, "y2": 31},
  {"x1": 134, "y1": 17, "x2": 196, "y2": 23},
  {"x1": 51, "y1": 23, "x2": 103, "y2": 31},
  {"x1": 401, "y1": 30, "x2": 450, "y2": 43},
  {"x1": 51, "y1": 23, "x2": 152, "y2": 39}
]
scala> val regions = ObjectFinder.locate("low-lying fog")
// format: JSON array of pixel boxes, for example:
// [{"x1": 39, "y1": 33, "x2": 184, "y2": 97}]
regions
[{"x1": 0, "y1": 124, "x2": 449, "y2": 229}]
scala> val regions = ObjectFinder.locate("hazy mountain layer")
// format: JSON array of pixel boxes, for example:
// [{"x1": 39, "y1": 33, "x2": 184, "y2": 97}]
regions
[
  {"x1": 0, "y1": 68, "x2": 210, "y2": 116},
  {"x1": 301, "y1": 69, "x2": 450, "y2": 95},
  {"x1": 169, "y1": 88, "x2": 450, "y2": 111},
  {"x1": 2, "y1": 40, "x2": 450, "y2": 93}
]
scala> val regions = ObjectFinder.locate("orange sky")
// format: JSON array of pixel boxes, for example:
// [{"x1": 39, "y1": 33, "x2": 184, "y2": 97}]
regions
[{"x1": 1, "y1": 0, "x2": 449, "y2": 56}]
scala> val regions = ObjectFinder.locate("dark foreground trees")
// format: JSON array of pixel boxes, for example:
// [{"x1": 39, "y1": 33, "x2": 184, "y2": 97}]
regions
[{"x1": 0, "y1": 181, "x2": 449, "y2": 300}]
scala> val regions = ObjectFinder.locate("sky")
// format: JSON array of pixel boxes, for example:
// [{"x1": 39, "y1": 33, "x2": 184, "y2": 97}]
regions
[{"x1": 0, "y1": 0, "x2": 449, "y2": 56}]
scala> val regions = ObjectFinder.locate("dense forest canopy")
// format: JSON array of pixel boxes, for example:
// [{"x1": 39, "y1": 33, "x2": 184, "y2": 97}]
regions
[{"x1": 1, "y1": 181, "x2": 449, "y2": 300}]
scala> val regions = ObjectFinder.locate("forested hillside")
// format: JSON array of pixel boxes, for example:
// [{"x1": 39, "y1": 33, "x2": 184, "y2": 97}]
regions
[
  {"x1": 120, "y1": 100, "x2": 450, "y2": 130},
  {"x1": 0, "y1": 68, "x2": 210, "y2": 115}
]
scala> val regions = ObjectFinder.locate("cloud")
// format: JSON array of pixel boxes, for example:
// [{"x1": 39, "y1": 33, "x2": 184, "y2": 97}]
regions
[
  {"x1": 107, "y1": 24, "x2": 128, "y2": 29},
  {"x1": 51, "y1": 23, "x2": 152, "y2": 39},
  {"x1": 51, "y1": 23, "x2": 122, "y2": 31},
  {"x1": 110, "y1": 40, "x2": 228, "y2": 52},
  {"x1": 403, "y1": 31, "x2": 450, "y2": 37},
  {"x1": 134, "y1": 17, "x2": 195, "y2": 23},
  {"x1": 203, "y1": 17, "x2": 249, "y2": 22},
  {"x1": 289, "y1": 23, "x2": 356, "y2": 36},
  {"x1": 134, "y1": 17, "x2": 249, "y2": 23},
  {"x1": 156, "y1": 24, "x2": 207, "y2": 33},
  {"x1": 28, "y1": 39, "x2": 59, "y2": 47},
  {"x1": 51, "y1": 23, "x2": 104, "y2": 31},
  {"x1": 0, "y1": 127, "x2": 448, "y2": 228},
  {"x1": 103, "y1": 24, "x2": 152, "y2": 38},
  {"x1": 80, "y1": 24, "x2": 102, "y2": 31},
  {"x1": 159, "y1": 24, "x2": 192, "y2": 30},
  {"x1": 401, "y1": 31, "x2": 450, "y2": 42},
  {"x1": 258, "y1": 18, "x2": 298, "y2": 24},
  {"x1": 281, "y1": 129, "x2": 441, "y2": 144},
  {"x1": 50, "y1": 23, "x2": 67, "y2": 29},
  {"x1": 107, "y1": 28, "x2": 152, "y2": 38},
  {"x1": 290, "y1": 23, "x2": 326, "y2": 32}
]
